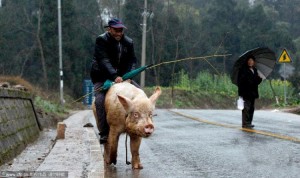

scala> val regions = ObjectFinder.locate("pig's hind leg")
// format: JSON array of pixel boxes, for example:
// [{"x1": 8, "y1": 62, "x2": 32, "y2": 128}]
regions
[{"x1": 106, "y1": 129, "x2": 120, "y2": 165}]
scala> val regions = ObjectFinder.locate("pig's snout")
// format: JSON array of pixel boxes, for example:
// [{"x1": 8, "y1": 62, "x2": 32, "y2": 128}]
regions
[{"x1": 144, "y1": 124, "x2": 154, "y2": 135}]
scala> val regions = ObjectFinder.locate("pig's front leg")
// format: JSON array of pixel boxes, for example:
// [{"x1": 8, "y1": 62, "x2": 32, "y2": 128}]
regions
[{"x1": 129, "y1": 134, "x2": 143, "y2": 169}]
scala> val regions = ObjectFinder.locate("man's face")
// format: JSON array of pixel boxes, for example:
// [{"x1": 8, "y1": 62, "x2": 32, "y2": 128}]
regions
[
  {"x1": 108, "y1": 27, "x2": 124, "y2": 41},
  {"x1": 247, "y1": 58, "x2": 255, "y2": 67}
]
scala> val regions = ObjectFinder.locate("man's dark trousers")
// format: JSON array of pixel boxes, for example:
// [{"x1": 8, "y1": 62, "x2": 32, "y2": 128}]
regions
[{"x1": 242, "y1": 97, "x2": 255, "y2": 126}]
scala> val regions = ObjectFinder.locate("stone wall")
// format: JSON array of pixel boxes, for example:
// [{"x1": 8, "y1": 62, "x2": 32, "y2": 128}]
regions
[{"x1": 0, "y1": 88, "x2": 40, "y2": 165}]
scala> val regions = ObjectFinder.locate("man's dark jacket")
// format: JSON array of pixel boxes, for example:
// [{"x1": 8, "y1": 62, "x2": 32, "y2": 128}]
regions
[
  {"x1": 90, "y1": 32, "x2": 137, "y2": 84},
  {"x1": 237, "y1": 66, "x2": 262, "y2": 99}
]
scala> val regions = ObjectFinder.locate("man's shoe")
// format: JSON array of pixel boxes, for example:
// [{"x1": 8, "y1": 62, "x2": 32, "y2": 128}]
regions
[
  {"x1": 242, "y1": 124, "x2": 255, "y2": 128},
  {"x1": 100, "y1": 135, "x2": 108, "y2": 144}
]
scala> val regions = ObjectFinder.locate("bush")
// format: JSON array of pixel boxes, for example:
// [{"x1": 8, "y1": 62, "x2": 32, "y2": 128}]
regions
[
  {"x1": 34, "y1": 96, "x2": 66, "y2": 116},
  {"x1": 171, "y1": 71, "x2": 299, "y2": 107}
]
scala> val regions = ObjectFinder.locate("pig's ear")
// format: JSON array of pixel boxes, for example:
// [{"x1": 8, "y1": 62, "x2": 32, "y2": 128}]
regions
[
  {"x1": 117, "y1": 94, "x2": 133, "y2": 112},
  {"x1": 149, "y1": 86, "x2": 161, "y2": 105}
]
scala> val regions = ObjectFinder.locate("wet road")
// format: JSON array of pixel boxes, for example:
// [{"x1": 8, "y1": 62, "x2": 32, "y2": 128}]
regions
[{"x1": 88, "y1": 109, "x2": 300, "y2": 178}]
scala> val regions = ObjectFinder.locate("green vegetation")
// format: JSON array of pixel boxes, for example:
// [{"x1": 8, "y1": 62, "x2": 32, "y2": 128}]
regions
[
  {"x1": 33, "y1": 93, "x2": 85, "y2": 120},
  {"x1": 145, "y1": 71, "x2": 299, "y2": 109},
  {"x1": 34, "y1": 96, "x2": 66, "y2": 116}
]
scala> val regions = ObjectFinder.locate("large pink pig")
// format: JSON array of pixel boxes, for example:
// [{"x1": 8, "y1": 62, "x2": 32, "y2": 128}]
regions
[{"x1": 92, "y1": 81, "x2": 161, "y2": 169}]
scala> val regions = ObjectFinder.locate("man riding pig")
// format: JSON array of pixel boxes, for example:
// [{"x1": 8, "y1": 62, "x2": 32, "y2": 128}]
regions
[{"x1": 90, "y1": 18, "x2": 161, "y2": 169}]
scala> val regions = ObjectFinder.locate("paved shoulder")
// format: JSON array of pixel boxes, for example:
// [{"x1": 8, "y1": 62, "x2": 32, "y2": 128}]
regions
[
  {"x1": 36, "y1": 110, "x2": 104, "y2": 178},
  {"x1": 0, "y1": 129, "x2": 56, "y2": 171}
]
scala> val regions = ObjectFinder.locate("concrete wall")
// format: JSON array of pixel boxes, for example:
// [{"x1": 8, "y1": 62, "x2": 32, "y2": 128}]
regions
[{"x1": 0, "y1": 88, "x2": 40, "y2": 165}]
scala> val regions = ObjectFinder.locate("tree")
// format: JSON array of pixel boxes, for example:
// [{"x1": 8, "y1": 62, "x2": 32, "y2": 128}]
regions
[
  {"x1": 200, "y1": 0, "x2": 241, "y2": 73},
  {"x1": 0, "y1": 0, "x2": 48, "y2": 88},
  {"x1": 1, "y1": 0, "x2": 299, "y2": 96}
]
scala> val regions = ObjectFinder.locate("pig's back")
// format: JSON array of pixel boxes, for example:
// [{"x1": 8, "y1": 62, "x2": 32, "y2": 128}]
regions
[{"x1": 108, "y1": 82, "x2": 145, "y2": 100}]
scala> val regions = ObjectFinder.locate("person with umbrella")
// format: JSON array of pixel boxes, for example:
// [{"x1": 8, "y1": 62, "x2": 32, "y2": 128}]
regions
[
  {"x1": 232, "y1": 47, "x2": 276, "y2": 128},
  {"x1": 90, "y1": 18, "x2": 140, "y2": 144},
  {"x1": 237, "y1": 55, "x2": 262, "y2": 128}
]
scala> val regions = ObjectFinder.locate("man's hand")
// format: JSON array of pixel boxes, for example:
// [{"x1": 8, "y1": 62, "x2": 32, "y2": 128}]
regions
[{"x1": 114, "y1": 76, "x2": 123, "y2": 83}]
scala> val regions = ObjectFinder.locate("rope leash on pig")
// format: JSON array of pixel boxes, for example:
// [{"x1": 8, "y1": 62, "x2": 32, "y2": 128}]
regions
[
  {"x1": 125, "y1": 133, "x2": 131, "y2": 165},
  {"x1": 147, "y1": 54, "x2": 231, "y2": 74},
  {"x1": 70, "y1": 53, "x2": 231, "y2": 105}
]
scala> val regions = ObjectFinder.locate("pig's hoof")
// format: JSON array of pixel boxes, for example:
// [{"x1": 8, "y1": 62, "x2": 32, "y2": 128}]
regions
[
  {"x1": 132, "y1": 163, "x2": 143, "y2": 169},
  {"x1": 107, "y1": 158, "x2": 117, "y2": 165},
  {"x1": 112, "y1": 159, "x2": 117, "y2": 165}
]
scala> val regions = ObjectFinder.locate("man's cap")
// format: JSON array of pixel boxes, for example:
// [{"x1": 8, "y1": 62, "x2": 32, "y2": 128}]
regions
[{"x1": 105, "y1": 18, "x2": 127, "y2": 29}]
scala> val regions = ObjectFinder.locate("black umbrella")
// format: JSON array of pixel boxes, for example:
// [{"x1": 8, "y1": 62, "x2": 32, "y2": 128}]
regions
[{"x1": 231, "y1": 47, "x2": 276, "y2": 86}]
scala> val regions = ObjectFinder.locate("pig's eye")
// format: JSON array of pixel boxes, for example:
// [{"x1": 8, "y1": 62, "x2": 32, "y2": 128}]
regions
[
  {"x1": 149, "y1": 113, "x2": 153, "y2": 117},
  {"x1": 133, "y1": 112, "x2": 139, "y2": 118}
]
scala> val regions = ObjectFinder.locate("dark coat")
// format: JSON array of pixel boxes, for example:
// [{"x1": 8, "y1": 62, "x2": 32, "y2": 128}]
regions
[
  {"x1": 90, "y1": 32, "x2": 137, "y2": 84},
  {"x1": 237, "y1": 66, "x2": 262, "y2": 99}
]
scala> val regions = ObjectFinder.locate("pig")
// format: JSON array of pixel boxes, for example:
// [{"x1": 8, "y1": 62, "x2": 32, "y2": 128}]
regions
[{"x1": 92, "y1": 81, "x2": 161, "y2": 169}]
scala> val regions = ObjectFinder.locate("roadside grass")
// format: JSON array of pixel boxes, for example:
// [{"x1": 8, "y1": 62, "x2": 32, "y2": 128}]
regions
[{"x1": 145, "y1": 71, "x2": 299, "y2": 109}]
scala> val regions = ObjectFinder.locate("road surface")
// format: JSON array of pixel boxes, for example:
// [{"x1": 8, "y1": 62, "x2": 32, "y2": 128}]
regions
[
  {"x1": 96, "y1": 109, "x2": 300, "y2": 178},
  {"x1": 1, "y1": 109, "x2": 299, "y2": 178}
]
